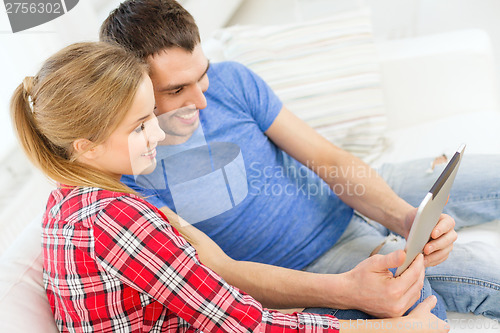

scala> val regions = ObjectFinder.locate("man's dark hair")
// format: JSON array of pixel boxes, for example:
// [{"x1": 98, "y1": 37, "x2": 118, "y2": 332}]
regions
[{"x1": 100, "y1": 0, "x2": 201, "y2": 59}]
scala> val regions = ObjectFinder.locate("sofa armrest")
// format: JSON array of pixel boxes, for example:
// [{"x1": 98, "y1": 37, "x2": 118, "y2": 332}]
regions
[{"x1": 376, "y1": 29, "x2": 500, "y2": 131}]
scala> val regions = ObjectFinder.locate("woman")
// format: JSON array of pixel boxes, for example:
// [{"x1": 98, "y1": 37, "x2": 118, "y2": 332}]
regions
[{"x1": 10, "y1": 41, "x2": 447, "y2": 332}]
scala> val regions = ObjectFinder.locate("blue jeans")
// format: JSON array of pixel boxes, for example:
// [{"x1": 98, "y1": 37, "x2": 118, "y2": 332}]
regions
[{"x1": 304, "y1": 154, "x2": 500, "y2": 320}]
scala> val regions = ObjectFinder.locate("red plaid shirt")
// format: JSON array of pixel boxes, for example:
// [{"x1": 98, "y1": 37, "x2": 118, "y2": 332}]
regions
[{"x1": 42, "y1": 187, "x2": 340, "y2": 332}]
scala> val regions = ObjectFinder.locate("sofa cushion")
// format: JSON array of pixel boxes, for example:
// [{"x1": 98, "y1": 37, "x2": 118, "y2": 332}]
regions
[
  {"x1": 208, "y1": 8, "x2": 387, "y2": 162},
  {"x1": 0, "y1": 214, "x2": 58, "y2": 333},
  {"x1": 0, "y1": 167, "x2": 54, "y2": 257}
]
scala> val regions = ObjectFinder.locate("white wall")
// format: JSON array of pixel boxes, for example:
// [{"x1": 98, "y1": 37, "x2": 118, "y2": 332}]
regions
[
  {"x1": 228, "y1": 0, "x2": 500, "y2": 99},
  {"x1": 372, "y1": 0, "x2": 500, "y2": 101},
  {"x1": 228, "y1": 0, "x2": 500, "y2": 46}
]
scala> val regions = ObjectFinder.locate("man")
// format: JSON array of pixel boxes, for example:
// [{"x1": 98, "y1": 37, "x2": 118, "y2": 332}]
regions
[{"x1": 100, "y1": 0, "x2": 500, "y2": 320}]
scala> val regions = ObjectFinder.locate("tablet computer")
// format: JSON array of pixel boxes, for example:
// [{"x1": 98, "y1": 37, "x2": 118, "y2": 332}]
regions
[{"x1": 394, "y1": 144, "x2": 466, "y2": 277}]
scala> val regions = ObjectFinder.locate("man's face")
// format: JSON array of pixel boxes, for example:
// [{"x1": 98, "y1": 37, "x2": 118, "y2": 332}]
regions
[{"x1": 147, "y1": 44, "x2": 209, "y2": 145}]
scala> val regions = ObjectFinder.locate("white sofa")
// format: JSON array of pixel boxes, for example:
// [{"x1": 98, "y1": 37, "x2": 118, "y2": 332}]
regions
[{"x1": 1, "y1": 22, "x2": 499, "y2": 333}]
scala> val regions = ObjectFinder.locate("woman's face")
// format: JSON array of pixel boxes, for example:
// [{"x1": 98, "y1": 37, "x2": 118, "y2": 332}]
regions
[{"x1": 90, "y1": 75, "x2": 166, "y2": 179}]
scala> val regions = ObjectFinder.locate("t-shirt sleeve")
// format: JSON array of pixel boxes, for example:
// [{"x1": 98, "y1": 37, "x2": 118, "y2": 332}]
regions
[
  {"x1": 216, "y1": 62, "x2": 283, "y2": 132},
  {"x1": 121, "y1": 174, "x2": 168, "y2": 209},
  {"x1": 92, "y1": 196, "x2": 339, "y2": 332}
]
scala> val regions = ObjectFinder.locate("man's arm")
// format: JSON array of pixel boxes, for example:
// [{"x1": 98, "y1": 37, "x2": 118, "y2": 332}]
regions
[
  {"x1": 264, "y1": 107, "x2": 456, "y2": 267},
  {"x1": 160, "y1": 206, "x2": 425, "y2": 317},
  {"x1": 265, "y1": 107, "x2": 412, "y2": 235}
]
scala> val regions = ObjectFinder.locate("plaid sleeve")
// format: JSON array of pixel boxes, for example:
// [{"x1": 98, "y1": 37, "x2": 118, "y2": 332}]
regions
[{"x1": 93, "y1": 196, "x2": 339, "y2": 332}]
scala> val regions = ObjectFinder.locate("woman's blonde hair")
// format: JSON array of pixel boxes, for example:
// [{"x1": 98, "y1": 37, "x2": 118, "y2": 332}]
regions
[{"x1": 10, "y1": 42, "x2": 148, "y2": 194}]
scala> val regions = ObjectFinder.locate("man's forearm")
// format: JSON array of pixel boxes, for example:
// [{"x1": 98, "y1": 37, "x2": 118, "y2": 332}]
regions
[
  {"x1": 314, "y1": 147, "x2": 413, "y2": 236},
  {"x1": 262, "y1": 108, "x2": 413, "y2": 236}
]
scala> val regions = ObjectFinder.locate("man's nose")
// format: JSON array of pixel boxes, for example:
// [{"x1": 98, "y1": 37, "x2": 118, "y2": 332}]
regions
[{"x1": 188, "y1": 83, "x2": 207, "y2": 110}]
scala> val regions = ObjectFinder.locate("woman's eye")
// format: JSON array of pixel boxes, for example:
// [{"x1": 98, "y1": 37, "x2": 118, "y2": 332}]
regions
[{"x1": 134, "y1": 123, "x2": 145, "y2": 133}]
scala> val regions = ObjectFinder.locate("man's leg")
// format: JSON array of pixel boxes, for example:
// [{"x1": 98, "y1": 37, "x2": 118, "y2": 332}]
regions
[
  {"x1": 425, "y1": 241, "x2": 500, "y2": 320},
  {"x1": 377, "y1": 154, "x2": 500, "y2": 229}
]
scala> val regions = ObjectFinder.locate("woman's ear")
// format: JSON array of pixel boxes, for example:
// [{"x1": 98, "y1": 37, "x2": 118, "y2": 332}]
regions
[{"x1": 72, "y1": 138, "x2": 102, "y2": 160}]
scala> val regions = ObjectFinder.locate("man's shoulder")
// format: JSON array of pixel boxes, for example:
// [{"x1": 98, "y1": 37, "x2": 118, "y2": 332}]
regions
[
  {"x1": 209, "y1": 61, "x2": 251, "y2": 79},
  {"x1": 210, "y1": 60, "x2": 247, "y2": 71},
  {"x1": 208, "y1": 61, "x2": 266, "y2": 97},
  {"x1": 121, "y1": 174, "x2": 135, "y2": 185}
]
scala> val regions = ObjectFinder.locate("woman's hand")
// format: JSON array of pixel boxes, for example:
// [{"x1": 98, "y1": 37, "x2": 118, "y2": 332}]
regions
[
  {"x1": 338, "y1": 295, "x2": 450, "y2": 332},
  {"x1": 398, "y1": 295, "x2": 450, "y2": 332}
]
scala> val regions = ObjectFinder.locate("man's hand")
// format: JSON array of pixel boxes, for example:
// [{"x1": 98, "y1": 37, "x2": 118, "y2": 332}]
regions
[
  {"x1": 403, "y1": 208, "x2": 457, "y2": 267},
  {"x1": 423, "y1": 213, "x2": 457, "y2": 267},
  {"x1": 342, "y1": 250, "x2": 425, "y2": 318}
]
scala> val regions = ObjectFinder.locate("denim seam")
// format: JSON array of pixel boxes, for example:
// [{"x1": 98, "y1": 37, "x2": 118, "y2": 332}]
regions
[
  {"x1": 449, "y1": 192, "x2": 500, "y2": 203},
  {"x1": 427, "y1": 275, "x2": 500, "y2": 290}
]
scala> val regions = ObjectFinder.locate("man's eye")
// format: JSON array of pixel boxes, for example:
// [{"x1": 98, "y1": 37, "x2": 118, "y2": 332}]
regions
[
  {"x1": 134, "y1": 123, "x2": 145, "y2": 133},
  {"x1": 168, "y1": 88, "x2": 183, "y2": 95}
]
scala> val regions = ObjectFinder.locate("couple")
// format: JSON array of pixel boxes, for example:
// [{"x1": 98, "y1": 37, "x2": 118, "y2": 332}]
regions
[{"x1": 11, "y1": 0, "x2": 500, "y2": 331}]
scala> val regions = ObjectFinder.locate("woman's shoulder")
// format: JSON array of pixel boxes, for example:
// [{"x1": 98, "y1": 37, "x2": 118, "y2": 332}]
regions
[
  {"x1": 42, "y1": 186, "x2": 176, "y2": 242},
  {"x1": 45, "y1": 186, "x2": 146, "y2": 223}
]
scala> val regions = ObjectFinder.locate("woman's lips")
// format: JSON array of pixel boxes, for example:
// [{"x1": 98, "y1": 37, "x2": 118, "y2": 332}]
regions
[{"x1": 142, "y1": 148, "x2": 157, "y2": 159}]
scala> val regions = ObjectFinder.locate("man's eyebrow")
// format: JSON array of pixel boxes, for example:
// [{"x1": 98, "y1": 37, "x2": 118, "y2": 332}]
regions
[
  {"x1": 158, "y1": 61, "x2": 210, "y2": 93},
  {"x1": 200, "y1": 61, "x2": 210, "y2": 81}
]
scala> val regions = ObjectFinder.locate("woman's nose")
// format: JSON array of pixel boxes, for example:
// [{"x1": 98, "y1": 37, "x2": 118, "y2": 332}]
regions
[{"x1": 147, "y1": 117, "x2": 166, "y2": 144}]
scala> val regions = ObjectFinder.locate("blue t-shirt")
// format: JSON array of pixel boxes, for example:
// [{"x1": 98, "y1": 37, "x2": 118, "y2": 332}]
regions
[{"x1": 122, "y1": 61, "x2": 353, "y2": 270}]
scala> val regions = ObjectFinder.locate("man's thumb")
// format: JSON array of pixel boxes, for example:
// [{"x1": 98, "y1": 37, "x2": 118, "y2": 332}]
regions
[{"x1": 376, "y1": 250, "x2": 406, "y2": 270}]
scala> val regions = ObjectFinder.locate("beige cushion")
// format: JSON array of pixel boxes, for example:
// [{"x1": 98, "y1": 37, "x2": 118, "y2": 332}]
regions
[{"x1": 210, "y1": 9, "x2": 387, "y2": 162}]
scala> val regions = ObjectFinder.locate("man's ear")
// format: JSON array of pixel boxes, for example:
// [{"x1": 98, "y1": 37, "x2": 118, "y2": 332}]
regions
[{"x1": 72, "y1": 138, "x2": 102, "y2": 160}]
